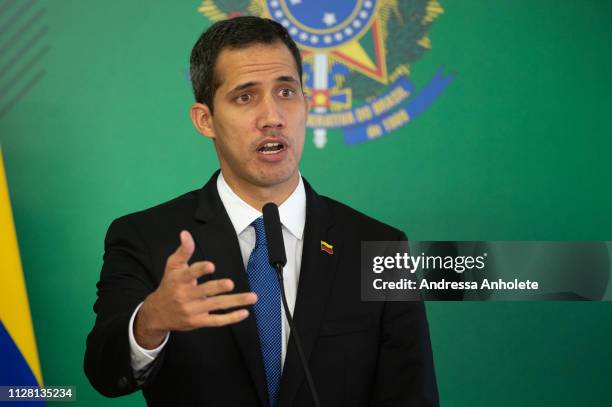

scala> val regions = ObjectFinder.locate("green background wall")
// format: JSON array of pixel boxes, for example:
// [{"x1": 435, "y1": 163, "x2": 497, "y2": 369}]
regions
[{"x1": 1, "y1": 0, "x2": 611, "y2": 405}]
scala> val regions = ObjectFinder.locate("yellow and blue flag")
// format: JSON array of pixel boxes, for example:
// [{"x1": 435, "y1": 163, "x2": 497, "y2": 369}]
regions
[{"x1": 0, "y1": 147, "x2": 44, "y2": 392}]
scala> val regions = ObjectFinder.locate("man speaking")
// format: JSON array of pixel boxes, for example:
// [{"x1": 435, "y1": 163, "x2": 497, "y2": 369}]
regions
[{"x1": 84, "y1": 16, "x2": 438, "y2": 406}]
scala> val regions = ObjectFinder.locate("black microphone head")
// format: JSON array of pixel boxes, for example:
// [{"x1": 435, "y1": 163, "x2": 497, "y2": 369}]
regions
[{"x1": 262, "y1": 202, "x2": 287, "y2": 268}]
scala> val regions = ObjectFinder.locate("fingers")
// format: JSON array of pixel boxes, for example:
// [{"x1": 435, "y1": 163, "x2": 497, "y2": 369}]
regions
[
  {"x1": 191, "y1": 277, "x2": 236, "y2": 297},
  {"x1": 194, "y1": 309, "x2": 251, "y2": 328},
  {"x1": 181, "y1": 260, "x2": 216, "y2": 283},
  {"x1": 166, "y1": 231, "x2": 195, "y2": 270},
  {"x1": 192, "y1": 292, "x2": 258, "y2": 314}
]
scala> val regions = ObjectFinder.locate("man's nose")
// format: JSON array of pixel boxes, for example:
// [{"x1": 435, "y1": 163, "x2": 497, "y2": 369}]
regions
[{"x1": 257, "y1": 95, "x2": 285, "y2": 130}]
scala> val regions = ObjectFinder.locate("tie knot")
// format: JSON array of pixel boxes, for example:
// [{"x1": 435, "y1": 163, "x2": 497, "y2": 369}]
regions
[{"x1": 251, "y1": 217, "x2": 267, "y2": 246}]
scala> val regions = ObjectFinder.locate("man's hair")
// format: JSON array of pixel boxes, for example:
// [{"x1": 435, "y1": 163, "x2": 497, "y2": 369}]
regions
[{"x1": 189, "y1": 16, "x2": 303, "y2": 113}]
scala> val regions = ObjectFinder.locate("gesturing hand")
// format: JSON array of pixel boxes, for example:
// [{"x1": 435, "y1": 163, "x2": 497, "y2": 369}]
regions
[{"x1": 134, "y1": 230, "x2": 257, "y2": 349}]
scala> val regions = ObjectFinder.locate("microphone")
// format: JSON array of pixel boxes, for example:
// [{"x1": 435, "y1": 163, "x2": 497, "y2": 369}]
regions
[
  {"x1": 262, "y1": 203, "x2": 322, "y2": 407},
  {"x1": 262, "y1": 202, "x2": 287, "y2": 268}
]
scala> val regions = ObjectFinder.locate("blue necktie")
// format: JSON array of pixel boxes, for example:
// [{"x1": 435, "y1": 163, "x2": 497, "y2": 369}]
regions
[{"x1": 247, "y1": 217, "x2": 281, "y2": 407}]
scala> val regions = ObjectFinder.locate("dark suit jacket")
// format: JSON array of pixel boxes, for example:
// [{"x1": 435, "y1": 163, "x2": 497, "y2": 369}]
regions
[{"x1": 84, "y1": 171, "x2": 439, "y2": 406}]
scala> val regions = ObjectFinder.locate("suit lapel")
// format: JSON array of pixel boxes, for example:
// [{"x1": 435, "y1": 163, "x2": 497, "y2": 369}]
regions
[
  {"x1": 278, "y1": 179, "x2": 339, "y2": 407},
  {"x1": 191, "y1": 171, "x2": 269, "y2": 407}
]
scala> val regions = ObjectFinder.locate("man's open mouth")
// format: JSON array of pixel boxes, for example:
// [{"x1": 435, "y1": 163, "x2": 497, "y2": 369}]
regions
[{"x1": 257, "y1": 142, "x2": 285, "y2": 154}]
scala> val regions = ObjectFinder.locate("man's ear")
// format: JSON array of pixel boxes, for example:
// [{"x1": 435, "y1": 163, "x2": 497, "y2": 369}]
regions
[{"x1": 190, "y1": 102, "x2": 215, "y2": 140}]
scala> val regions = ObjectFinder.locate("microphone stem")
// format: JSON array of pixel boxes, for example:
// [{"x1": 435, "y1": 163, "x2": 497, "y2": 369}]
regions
[{"x1": 275, "y1": 264, "x2": 322, "y2": 407}]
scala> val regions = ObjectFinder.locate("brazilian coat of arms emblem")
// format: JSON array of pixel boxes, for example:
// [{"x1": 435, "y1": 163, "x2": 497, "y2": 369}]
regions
[{"x1": 198, "y1": 0, "x2": 453, "y2": 149}]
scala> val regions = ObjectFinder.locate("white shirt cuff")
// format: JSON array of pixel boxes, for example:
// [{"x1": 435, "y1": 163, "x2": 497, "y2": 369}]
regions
[{"x1": 129, "y1": 302, "x2": 169, "y2": 373}]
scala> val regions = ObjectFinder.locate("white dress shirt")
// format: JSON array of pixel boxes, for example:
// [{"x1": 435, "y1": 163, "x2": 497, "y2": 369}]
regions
[{"x1": 129, "y1": 172, "x2": 306, "y2": 379}]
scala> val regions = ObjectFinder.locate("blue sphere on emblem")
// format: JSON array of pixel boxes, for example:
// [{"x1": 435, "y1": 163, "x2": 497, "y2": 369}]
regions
[{"x1": 266, "y1": 0, "x2": 378, "y2": 49}]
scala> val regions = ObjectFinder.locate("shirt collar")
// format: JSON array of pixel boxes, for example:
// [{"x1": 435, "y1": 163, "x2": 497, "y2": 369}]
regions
[{"x1": 216, "y1": 171, "x2": 306, "y2": 240}]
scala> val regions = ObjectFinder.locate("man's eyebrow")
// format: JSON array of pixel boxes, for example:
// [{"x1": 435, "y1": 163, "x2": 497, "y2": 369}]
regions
[
  {"x1": 228, "y1": 76, "x2": 299, "y2": 94},
  {"x1": 229, "y1": 81, "x2": 259, "y2": 94},
  {"x1": 276, "y1": 75, "x2": 299, "y2": 84}
]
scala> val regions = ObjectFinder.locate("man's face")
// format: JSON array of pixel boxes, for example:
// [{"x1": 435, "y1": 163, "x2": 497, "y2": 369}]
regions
[{"x1": 202, "y1": 41, "x2": 308, "y2": 191}]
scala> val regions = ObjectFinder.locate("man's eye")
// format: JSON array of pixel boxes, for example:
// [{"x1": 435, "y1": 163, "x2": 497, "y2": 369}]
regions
[
  {"x1": 279, "y1": 88, "x2": 295, "y2": 97},
  {"x1": 237, "y1": 94, "x2": 252, "y2": 103}
]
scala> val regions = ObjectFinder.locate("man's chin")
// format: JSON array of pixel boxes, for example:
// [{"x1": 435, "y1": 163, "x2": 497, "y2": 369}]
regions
[{"x1": 250, "y1": 167, "x2": 299, "y2": 189}]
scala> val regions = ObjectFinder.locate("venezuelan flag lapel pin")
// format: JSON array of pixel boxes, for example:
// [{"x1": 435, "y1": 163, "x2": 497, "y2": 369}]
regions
[{"x1": 320, "y1": 240, "x2": 334, "y2": 255}]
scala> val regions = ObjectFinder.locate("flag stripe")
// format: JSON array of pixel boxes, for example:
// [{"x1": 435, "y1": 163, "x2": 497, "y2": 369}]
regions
[
  {"x1": 0, "y1": 146, "x2": 43, "y2": 387},
  {"x1": 0, "y1": 321, "x2": 40, "y2": 386}
]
